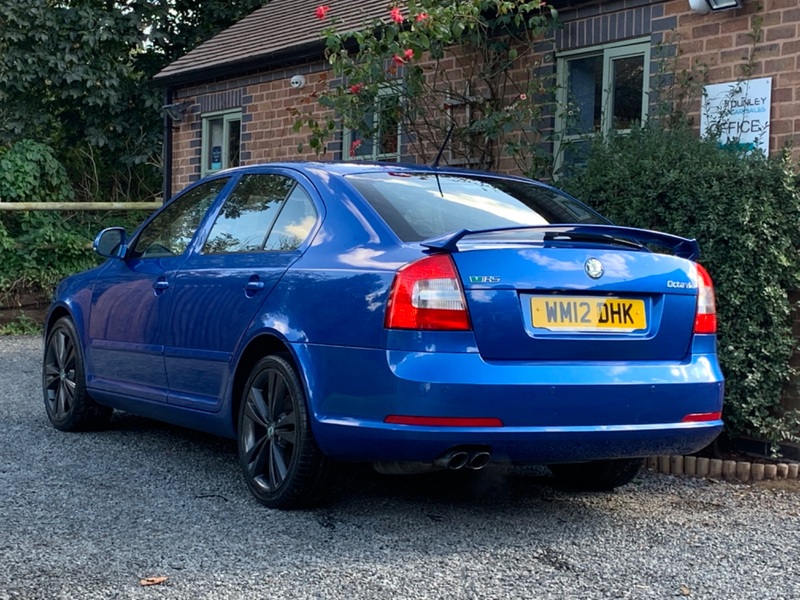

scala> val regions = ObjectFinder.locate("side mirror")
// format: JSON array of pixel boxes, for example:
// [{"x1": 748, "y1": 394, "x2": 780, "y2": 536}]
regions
[{"x1": 93, "y1": 227, "x2": 127, "y2": 259}]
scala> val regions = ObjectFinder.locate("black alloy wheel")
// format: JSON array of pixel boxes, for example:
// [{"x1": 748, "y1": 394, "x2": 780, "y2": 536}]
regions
[
  {"x1": 43, "y1": 317, "x2": 112, "y2": 431},
  {"x1": 238, "y1": 355, "x2": 333, "y2": 509}
]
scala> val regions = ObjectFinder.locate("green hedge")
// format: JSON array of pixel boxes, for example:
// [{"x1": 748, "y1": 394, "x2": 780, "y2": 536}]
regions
[
  {"x1": 0, "y1": 140, "x2": 148, "y2": 324},
  {"x1": 562, "y1": 126, "x2": 800, "y2": 446}
]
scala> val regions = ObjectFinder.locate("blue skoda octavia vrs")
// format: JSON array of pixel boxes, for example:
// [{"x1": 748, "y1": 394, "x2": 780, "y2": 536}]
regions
[{"x1": 42, "y1": 162, "x2": 724, "y2": 508}]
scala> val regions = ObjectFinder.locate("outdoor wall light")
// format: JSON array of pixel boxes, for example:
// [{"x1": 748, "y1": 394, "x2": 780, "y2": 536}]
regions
[
  {"x1": 162, "y1": 101, "x2": 192, "y2": 122},
  {"x1": 688, "y1": 0, "x2": 742, "y2": 14},
  {"x1": 706, "y1": 0, "x2": 743, "y2": 9}
]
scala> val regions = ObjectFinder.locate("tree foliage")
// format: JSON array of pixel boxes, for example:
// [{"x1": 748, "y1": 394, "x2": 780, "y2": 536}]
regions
[
  {"x1": 0, "y1": 0, "x2": 268, "y2": 322},
  {"x1": 295, "y1": 0, "x2": 558, "y2": 177},
  {"x1": 130, "y1": 0, "x2": 270, "y2": 74},
  {"x1": 0, "y1": 0, "x2": 268, "y2": 202}
]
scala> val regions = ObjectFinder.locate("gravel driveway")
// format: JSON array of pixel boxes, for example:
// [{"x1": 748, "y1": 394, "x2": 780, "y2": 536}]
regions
[{"x1": 1, "y1": 335, "x2": 798, "y2": 600}]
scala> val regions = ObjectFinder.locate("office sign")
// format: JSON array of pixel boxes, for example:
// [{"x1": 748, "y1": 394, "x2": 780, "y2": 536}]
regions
[{"x1": 700, "y1": 77, "x2": 771, "y2": 155}]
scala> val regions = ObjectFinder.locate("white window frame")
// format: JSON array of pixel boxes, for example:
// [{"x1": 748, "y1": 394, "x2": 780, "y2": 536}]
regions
[
  {"x1": 343, "y1": 86, "x2": 402, "y2": 162},
  {"x1": 554, "y1": 38, "x2": 651, "y2": 173},
  {"x1": 201, "y1": 109, "x2": 242, "y2": 176}
]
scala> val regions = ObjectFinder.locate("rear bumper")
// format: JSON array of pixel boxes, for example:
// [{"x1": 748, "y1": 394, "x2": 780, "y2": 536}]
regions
[
  {"x1": 313, "y1": 419, "x2": 722, "y2": 464},
  {"x1": 296, "y1": 344, "x2": 724, "y2": 464}
]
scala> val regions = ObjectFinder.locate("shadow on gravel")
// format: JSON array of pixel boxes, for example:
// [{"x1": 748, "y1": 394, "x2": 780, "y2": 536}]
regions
[
  {"x1": 63, "y1": 410, "x2": 627, "y2": 517},
  {"x1": 334, "y1": 463, "x2": 558, "y2": 506}
]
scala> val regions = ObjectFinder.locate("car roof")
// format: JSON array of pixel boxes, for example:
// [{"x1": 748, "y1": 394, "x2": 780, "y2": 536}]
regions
[{"x1": 212, "y1": 161, "x2": 538, "y2": 183}]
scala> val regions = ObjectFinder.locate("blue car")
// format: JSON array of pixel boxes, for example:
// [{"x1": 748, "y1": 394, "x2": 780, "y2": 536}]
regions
[{"x1": 43, "y1": 163, "x2": 723, "y2": 508}]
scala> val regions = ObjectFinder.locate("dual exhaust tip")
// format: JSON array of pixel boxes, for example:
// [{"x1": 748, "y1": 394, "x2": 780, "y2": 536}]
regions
[{"x1": 434, "y1": 448, "x2": 491, "y2": 471}]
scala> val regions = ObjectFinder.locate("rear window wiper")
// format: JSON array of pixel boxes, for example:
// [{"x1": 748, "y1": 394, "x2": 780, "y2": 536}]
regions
[
  {"x1": 543, "y1": 231, "x2": 646, "y2": 252},
  {"x1": 421, "y1": 224, "x2": 700, "y2": 260}
]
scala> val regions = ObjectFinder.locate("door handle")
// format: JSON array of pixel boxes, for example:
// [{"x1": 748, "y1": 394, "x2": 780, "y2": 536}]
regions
[
  {"x1": 245, "y1": 277, "x2": 265, "y2": 297},
  {"x1": 153, "y1": 278, "x2": 170, "y2": 291},
  {"x1": 245, "y1": 281, "x2": 265, "y2": 291}
]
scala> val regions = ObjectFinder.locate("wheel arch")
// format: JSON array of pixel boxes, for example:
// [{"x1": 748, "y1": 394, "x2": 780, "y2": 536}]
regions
[
  {"x1": 230, "y1": 333, "x2": 298, "y2": 434},
  {"x1": 44, "y1": 303, "x2": 78, "y2": 338}
]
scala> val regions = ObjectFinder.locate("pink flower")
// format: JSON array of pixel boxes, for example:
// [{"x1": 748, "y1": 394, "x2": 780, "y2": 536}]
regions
[
  {"x1": 519, "y1": 93, "x2": 528, "y2": 101},
  {"x1": 349, "y1": 83, "x2": 364, "y2": 94},
  {"x1": 315, "y1": 5, "x2": 330, "y2": 19},
  {"x1": 403, "y1": 48, "x2": 414, "y2": 60},
  {"x1": 415, "y1": 12, "x2": 428, "y2": 21},
  {"x1": 392, "y1": 54, "x2": 406, "y2": 66},
  {"x1": 389, "y1": 6, "x2": 404, "y2": 23},
  {"x1": 349, "y1": 139, "x2": 362, "y2": 157}
]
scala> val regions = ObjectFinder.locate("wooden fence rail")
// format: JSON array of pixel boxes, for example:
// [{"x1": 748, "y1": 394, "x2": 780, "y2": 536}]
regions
[{"x1": 0, "y1": 202, "x2": 162, "y2": 211}]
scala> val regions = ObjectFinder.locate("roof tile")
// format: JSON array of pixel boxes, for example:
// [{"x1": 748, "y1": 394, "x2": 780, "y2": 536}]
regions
[{"x1": 155, "y1": 0, "x2": 392, "y2": 83}]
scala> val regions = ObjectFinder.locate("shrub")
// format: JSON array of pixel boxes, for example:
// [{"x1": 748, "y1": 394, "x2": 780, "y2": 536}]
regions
[
  {"x1": 0, "y1": 209, "x2": 148, "y2": 316},
  {"x1": 0, "y1": 140, "x2": 149, "y2": 320},
  {"x1": 562, "y1": 126, "x2": 800, "y2": 447},
  {"x1": 0, "y1": 140, "x2": 73, "y2": 203}
]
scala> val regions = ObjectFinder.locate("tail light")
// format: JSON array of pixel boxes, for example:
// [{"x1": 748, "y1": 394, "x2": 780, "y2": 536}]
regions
[
  {"x1": 694, "y1": 263, "x2": 717, "y2": 334},
  {"x1": 681, "y1": 411, "x2": 722, "y2": 423},
  {"x1": 384, "y1": 254, "x2": 471, "y2": 330}
]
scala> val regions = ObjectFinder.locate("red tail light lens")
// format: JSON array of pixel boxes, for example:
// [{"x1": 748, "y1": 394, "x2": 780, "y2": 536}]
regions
[
  {"x1": 384, "y1": 254, "x2": 471, "y2": 330},
  {"x1": 693, "y1": 263, "x2": 717, "y2": 334},
  {"x1": 681, "y1": 411, "x2": 722, "y2": 423}
]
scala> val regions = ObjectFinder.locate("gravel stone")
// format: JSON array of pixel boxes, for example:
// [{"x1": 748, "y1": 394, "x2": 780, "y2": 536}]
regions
[{"x1": 2, "y1": 335, "x2": 800, "y2": 599}]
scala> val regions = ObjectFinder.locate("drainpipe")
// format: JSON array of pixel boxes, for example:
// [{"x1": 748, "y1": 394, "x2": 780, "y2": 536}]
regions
[{"x1": 162, "y1": 88, "x2": 174, "y2": 202}]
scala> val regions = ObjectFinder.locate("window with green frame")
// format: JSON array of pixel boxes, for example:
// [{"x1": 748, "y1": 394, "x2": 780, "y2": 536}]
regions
[
  {"x1": 343, "y1": 87, "x2": 402, "y2": 161},
  {"x1": 555, "y1": 39, "x2": 651, "y2": 175},
  {"x1": 201, "y1": 109, "x2": 242, "y2": 176}
]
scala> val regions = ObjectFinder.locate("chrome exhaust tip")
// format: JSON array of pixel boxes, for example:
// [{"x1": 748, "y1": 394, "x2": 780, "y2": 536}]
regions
[
  {"x1": 467, "y1": 451, "x2": 491, "y2": 470},
  {"x1": 433, "y1": 450, "x2": 470, "y2": 470}
]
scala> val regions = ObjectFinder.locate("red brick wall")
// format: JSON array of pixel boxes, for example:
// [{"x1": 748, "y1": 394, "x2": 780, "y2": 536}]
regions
[
  {"x1": 170, "y1": 62, "x2": 337, "y2": 194},
  {"x1": 663, "y1": 0, "x2": 800, "y2": 159},
  {"x1": 168, "y1": 0, "x2": 800, "y2": 194},
  {"x1": 553, "y1": 0, "x2": 798, "y2": 161}
]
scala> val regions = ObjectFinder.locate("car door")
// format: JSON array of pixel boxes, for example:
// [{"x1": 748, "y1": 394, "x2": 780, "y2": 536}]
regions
[
  {"x1": 87, "y1": 178, "x2": 230, "y2": 402},
  {"x1": 162, "y1": 171, "x2": 320, "y2": 411}
]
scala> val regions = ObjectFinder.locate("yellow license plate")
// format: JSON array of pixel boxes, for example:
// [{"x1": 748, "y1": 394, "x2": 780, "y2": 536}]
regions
[{"x1": 531, "y1": 296, "x2": 646, "y2": 332}]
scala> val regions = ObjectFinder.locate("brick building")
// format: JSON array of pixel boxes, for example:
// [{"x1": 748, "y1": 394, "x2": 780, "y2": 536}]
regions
[
  {"x1": 152, "y1": 0, "x2": 800, "y2": 420},
  {"x1": 153, "y1": 0, "x2": 800, "y2": 198}
]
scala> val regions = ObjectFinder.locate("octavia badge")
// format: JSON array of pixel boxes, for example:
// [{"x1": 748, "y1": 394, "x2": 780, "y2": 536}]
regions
[{"x1": 585, "y1": 258, "x2": 604, "y2": 280}]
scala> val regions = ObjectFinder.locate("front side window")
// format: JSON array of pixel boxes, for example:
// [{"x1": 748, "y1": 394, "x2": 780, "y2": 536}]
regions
[
  {"x1": 347, "y1": 173, "x2": 607, "y2": 242},
  {"x1": 555, "y1": 39, "x2": 650, "y2": 174},
  {"x1": 202, "y1": 109, "x2": 241, "y2": 176},
  {"x1": 344, "y1": 87, "x2": 401, "y2": 161},
  {"x1": 131, "y1": 178, "x2": 229, "y2": 258}
]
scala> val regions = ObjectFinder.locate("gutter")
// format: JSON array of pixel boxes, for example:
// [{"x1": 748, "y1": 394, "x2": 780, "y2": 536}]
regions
[{"x1": 151, "y1": 41, "x2": 327, "y2": 89}]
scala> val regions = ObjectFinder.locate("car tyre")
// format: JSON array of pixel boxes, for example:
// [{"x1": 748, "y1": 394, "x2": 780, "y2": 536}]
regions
[
  {"x1": 238, "y1": 355, "x2": 334, "y2": 509},
  {"x1": 549, "y1": 458, "x2": 643, "y2": 491},
  {"x1": 43, "y1": 316, "x2": 113, "y2": 431}
]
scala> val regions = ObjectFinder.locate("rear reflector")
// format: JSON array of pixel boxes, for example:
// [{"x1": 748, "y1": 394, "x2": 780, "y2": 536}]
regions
[
  {"x1": 384, "y1": 415, "x2": 504, "y2": 427},
  {"x1": 693, "y1": 263, "x2": 717, "y2": 334},
  {"x1": 681, "y1": 411, "x2": 722, "y2": 423},
  {"x1": 384, "y1": 254, "x2": 471, "y2": 330}
]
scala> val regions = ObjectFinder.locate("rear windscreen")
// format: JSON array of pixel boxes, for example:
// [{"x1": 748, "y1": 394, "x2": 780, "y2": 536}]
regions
[{"x1": 346, "y1": 172, "x2": 608, "y2": 242}]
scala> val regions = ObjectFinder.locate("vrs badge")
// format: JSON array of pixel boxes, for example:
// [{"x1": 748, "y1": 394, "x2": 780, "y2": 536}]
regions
[{"x1": 584, "y1": 258, "x2": 604, "y2": 280}]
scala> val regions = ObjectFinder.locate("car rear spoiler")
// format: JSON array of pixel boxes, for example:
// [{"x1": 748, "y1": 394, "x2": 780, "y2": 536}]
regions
[{"x1": 420, "y1": 224, "x2": 700, "y2": 261}]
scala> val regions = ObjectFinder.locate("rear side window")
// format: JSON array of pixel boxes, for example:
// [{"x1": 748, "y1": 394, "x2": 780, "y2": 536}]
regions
[
  {"x1": 346, "y1": 173, "x2": 607, "y2": 242},
  {"x1": 202, "y1": 174, "x2": 313, "y2": 254},
  {"x1": 264, "y1": 185, "x2": 318, "y2": 251}
]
